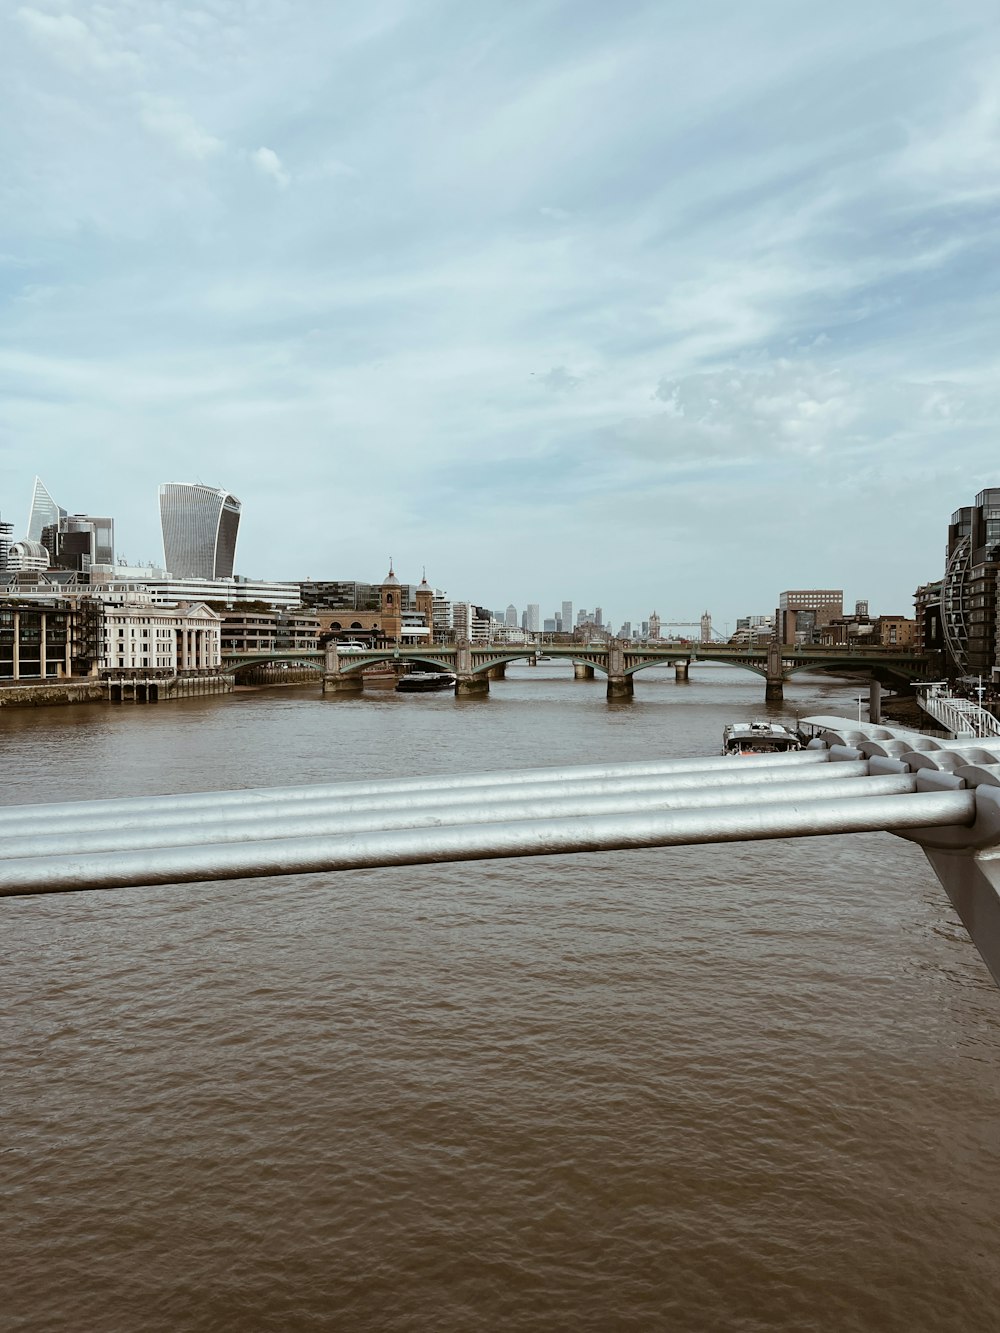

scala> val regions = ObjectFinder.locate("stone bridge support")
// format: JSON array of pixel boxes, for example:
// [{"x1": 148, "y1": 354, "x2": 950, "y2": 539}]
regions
[
  {"x1": 486, "y1": 663, "x2": 507, "y2": 679},
  {"x1": 675, "y1": 660, "x2": 689, "y2": 683},
  {"x1": 765, "y1": 642, "x2": 784, "y2": 702},
  {"x1": 322, "y1": 645, "x2": 364, "y2": 695},
  {"x1": 606, "y1": 642, "x2": 633, "y2": 700},
  {"x1": 574, "y1": 663, "x2": 595, "y2": 680},
  {"x1": 455, "y1": 642, "x2": 489, "y2": 698}
]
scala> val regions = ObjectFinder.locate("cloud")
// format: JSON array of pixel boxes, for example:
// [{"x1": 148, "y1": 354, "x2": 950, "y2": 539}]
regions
[
  {"x1": 539, "y1": 366, "x2": 581, "y2": 392},
  {"x1": 16, "y1": 6, "x2": 140, "y2": 74},
  {"x1": 252, "y1": 146, "x2": 290, "y2": 188},
  {"x1": 3, "y1": 0, "x2": 1000, "y2": 621},
  {"x1": 140, "y1": 97, "x2": 223, "y2": 160}
]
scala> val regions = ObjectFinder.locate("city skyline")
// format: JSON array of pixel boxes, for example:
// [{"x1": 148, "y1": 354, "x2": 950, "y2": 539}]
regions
[{"x1": 3, "y1": 2, "x2": 998, "y2": 623}]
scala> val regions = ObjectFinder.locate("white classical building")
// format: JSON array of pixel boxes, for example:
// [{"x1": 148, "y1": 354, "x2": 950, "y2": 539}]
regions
[{"x1": 99, "y1": 596, "x2": 222, "y2": 672}]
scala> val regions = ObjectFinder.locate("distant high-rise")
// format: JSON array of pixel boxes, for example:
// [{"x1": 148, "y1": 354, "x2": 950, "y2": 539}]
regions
[
  {"x1": 525, "y1": 603, "x2": 540, "y2": 633},
  {"x1": 505, "y1": 604, "x2": 518, "y2": 627},
  {"x1": 159, "y1": 483, "x2": 241, "y2": 579},
  {"x1": 0, "y1": 513, "x2": 12, "y2": 571},
  {"x1": 561, "y1": 601, "x2": 572, "y2": 635},
  {"x1": 26, "y1": 477, "x2": 66, "y2": 542},
  {"x1": 594, "y1": 606, "x2": 603, "y2": 627}
]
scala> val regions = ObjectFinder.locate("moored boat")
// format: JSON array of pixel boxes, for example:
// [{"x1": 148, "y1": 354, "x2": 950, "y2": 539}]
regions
[
  {"x1": 395, "y1": 671, "x2": 457, "y2": 693},
  {"x1": 722, "y1": 720, "x2": 803, "y2": 756}
]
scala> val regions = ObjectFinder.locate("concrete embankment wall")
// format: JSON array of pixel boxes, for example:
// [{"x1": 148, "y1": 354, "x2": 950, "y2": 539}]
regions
[
  {"x1": 0, "y1": 675, "x2": 236, "y2": 708},
  {"x1": 0, "y1": 681, "x2": 106, "y2": 708}
]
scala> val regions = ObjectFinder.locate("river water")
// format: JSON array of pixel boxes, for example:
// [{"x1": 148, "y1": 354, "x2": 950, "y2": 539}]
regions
[{"x1": 4, "y1": 665, "x2": 1000, "y2": 1332}]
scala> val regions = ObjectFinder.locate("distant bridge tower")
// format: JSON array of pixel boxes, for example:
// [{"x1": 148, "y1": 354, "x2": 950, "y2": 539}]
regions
[
  {"x1": 649, "y1": 611, "x2": 661, "y2": 640},
  {"x1": 700, "y1": 611, "x2": 712, "y2": 643}
]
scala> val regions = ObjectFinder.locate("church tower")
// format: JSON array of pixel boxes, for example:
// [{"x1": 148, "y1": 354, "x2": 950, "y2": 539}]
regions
[
  {"x1": 380, "y1": 561, "x2": 402, "y2": 642},
  {"x1": 415, "y1": 570, "x2": 434, "y2": 641}
]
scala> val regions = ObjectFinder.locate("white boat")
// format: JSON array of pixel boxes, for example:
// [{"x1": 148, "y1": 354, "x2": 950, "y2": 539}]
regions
[{"x1": 722, "y1": 720, "x2": 803, "y2": 756}]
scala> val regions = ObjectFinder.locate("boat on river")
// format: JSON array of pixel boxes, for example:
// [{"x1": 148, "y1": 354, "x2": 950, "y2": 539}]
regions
[
  {"x1": 722, "y1": 720, "x2": 804, "y2": 756},
  {"x1": 395, "y1": 670, "x2": 457, "y2": 693}
]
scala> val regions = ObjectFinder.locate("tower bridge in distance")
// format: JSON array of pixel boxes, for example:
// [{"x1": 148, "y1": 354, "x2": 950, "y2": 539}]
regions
[
  {"x1": 3, "y1": 717, "x2": 1000, "y2": 992},
  {"x1": 221, "y1": 641, "x2": 937, "y2": 700}
]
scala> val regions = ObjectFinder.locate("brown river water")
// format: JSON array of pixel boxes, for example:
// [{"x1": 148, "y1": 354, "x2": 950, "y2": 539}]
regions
[{"x1": 3, "y1": 664, "x2": 1000, "y2": 1332}]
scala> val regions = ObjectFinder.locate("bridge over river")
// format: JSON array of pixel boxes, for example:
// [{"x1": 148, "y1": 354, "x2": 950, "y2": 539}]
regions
[{"x1": 222, "y1": 641, "x2": 935, "y2": 700}]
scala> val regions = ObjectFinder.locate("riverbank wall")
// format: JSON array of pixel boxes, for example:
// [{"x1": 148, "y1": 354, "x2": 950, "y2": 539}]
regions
[{"x1": 0, "y1": 674, "x2": 236, "y2": 708}]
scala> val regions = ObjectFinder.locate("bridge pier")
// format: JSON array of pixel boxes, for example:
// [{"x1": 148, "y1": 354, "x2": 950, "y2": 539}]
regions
[
  {"x1": 607, "y1": 674, "x2": 634, "y2": 700},
  {"x1": 765, "y1": 641, "x2": 784, "y2": 703},
  {"x1": 869, "y1": 679, "x2": 882, "y2": 724},
  {"x1": 323, "y1": 673, "x2": 363, "y2": 695},
  {"x1": 674, "y1": 661, "x2": 689, "y2": 683},
  {"x1": 486, "y1": 663, "x2": 507, "y2": 680},
  {"x1": 574, "y1": 663, "x2": 595, "y2": 680},
  {"x1": 456, "y1": 674, "x2": 489, "y2": 697}
]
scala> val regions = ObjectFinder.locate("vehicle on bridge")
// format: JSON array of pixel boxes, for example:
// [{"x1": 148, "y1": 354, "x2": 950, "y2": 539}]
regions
[
  {"x1": 722, "y1": 721, "x2": 804, "y2": 756},
  {"x1": 337, "y1": 641, "x2": 368, "y2": 654}
]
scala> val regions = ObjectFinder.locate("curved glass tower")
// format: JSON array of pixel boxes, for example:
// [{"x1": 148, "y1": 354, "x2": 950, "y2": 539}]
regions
[{"x1": 159, "y1": 483, "x2": 241, "y2": 579}]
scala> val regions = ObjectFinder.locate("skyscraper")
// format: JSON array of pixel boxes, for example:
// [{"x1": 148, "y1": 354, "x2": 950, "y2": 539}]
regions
[
  {"x1": 159, "y1": 483, "x2": 241, "y2": 579},
  {"x1": 26, "y1": 477, "x2": 65, "y2": 542},
  {"x1": 525, "y1": 603, "x2": 540, "y2": 633},
  {"x1": 561, "y1": 601, "x2": 573, "y2": 636},
  {"x1": 0, "y1": 513, "x2": 12, "y2": 571}
]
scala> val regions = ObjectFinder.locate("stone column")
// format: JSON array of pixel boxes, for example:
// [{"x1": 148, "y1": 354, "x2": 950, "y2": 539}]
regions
[
  {"x1": 486, "y1": 662, "x2": 507, "y2": 679},
  {"x1": 674, "y1": 660, "x2": 689, "y2": 683},
  {"x1": 322, "y1": 644, "x2": 363, "y2": 694},
  {"x1": 456, "y1": 674, "x2": 489, "y2": 696},
  {"x1": 323, "y1": 672, "x2": 364, "y2": 694},
  {"x1": 574, "y1": 662, "x2": 595, "y2": 680},
  {"x1": 606, "y1": 674, "x2": 634, "y2": 699}
]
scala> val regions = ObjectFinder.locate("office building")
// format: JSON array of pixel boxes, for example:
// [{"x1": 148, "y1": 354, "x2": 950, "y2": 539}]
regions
[
  {"x1": 942, "y1": 489, "x2": 1000, "y2": 676},
  {"x1": 41, "y1": 514, "x2": 115, "y2": 574},
  {"x1": 505, "y1": 604, "x2": 518, "y2": 627},
  {"x1": 777, "y1": 590, "x2": 843, "y2": 645},
  {"x1": 0, "y1": 514, "x2": 12, "y2": 571},
  {"x1": 561, "y1": 601, "x2": 573, "y2": 636},
  {"x1": 26, "y1": 477, "x2": 66, "y2": 543},
  {"x1": 525, "y1": 603, "x2": 540, "y2": 633},
  {"x1": 913, "y1": 581, "x2": 943, "y2": 658},
  {"x1": 6, "y1": 540, "x2": 50, "y2": 573},
  {"x1": 159, "y1": 483, "x2": 241, "y2": 580},
  {"x1": 107, "y1": 574, "x2": 301, "y2": 609}
]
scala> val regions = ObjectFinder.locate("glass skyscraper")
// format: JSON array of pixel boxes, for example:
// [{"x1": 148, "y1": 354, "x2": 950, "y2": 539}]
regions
[
  {"x1": 159, "y1": 483, "x2": 241, "y2": 580},
  {"x1": 26, "y1": 477, "x2": 66, "y2": 542}
]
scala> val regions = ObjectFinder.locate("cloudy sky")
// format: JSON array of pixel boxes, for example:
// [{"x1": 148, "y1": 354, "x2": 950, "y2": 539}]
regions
[{"x1": 2, "y1": 0, "x2": 999, "y2": 628}]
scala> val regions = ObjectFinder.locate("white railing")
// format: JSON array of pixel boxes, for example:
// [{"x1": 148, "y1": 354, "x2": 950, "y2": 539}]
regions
[{"x1": 918, "y1": 684, "x2": 1000, "y2": 739}]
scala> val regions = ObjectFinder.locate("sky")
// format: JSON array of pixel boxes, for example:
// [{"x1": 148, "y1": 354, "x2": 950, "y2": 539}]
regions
[{"x1": 2, "y1": 0, "x2": 999, "y2": 630}]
